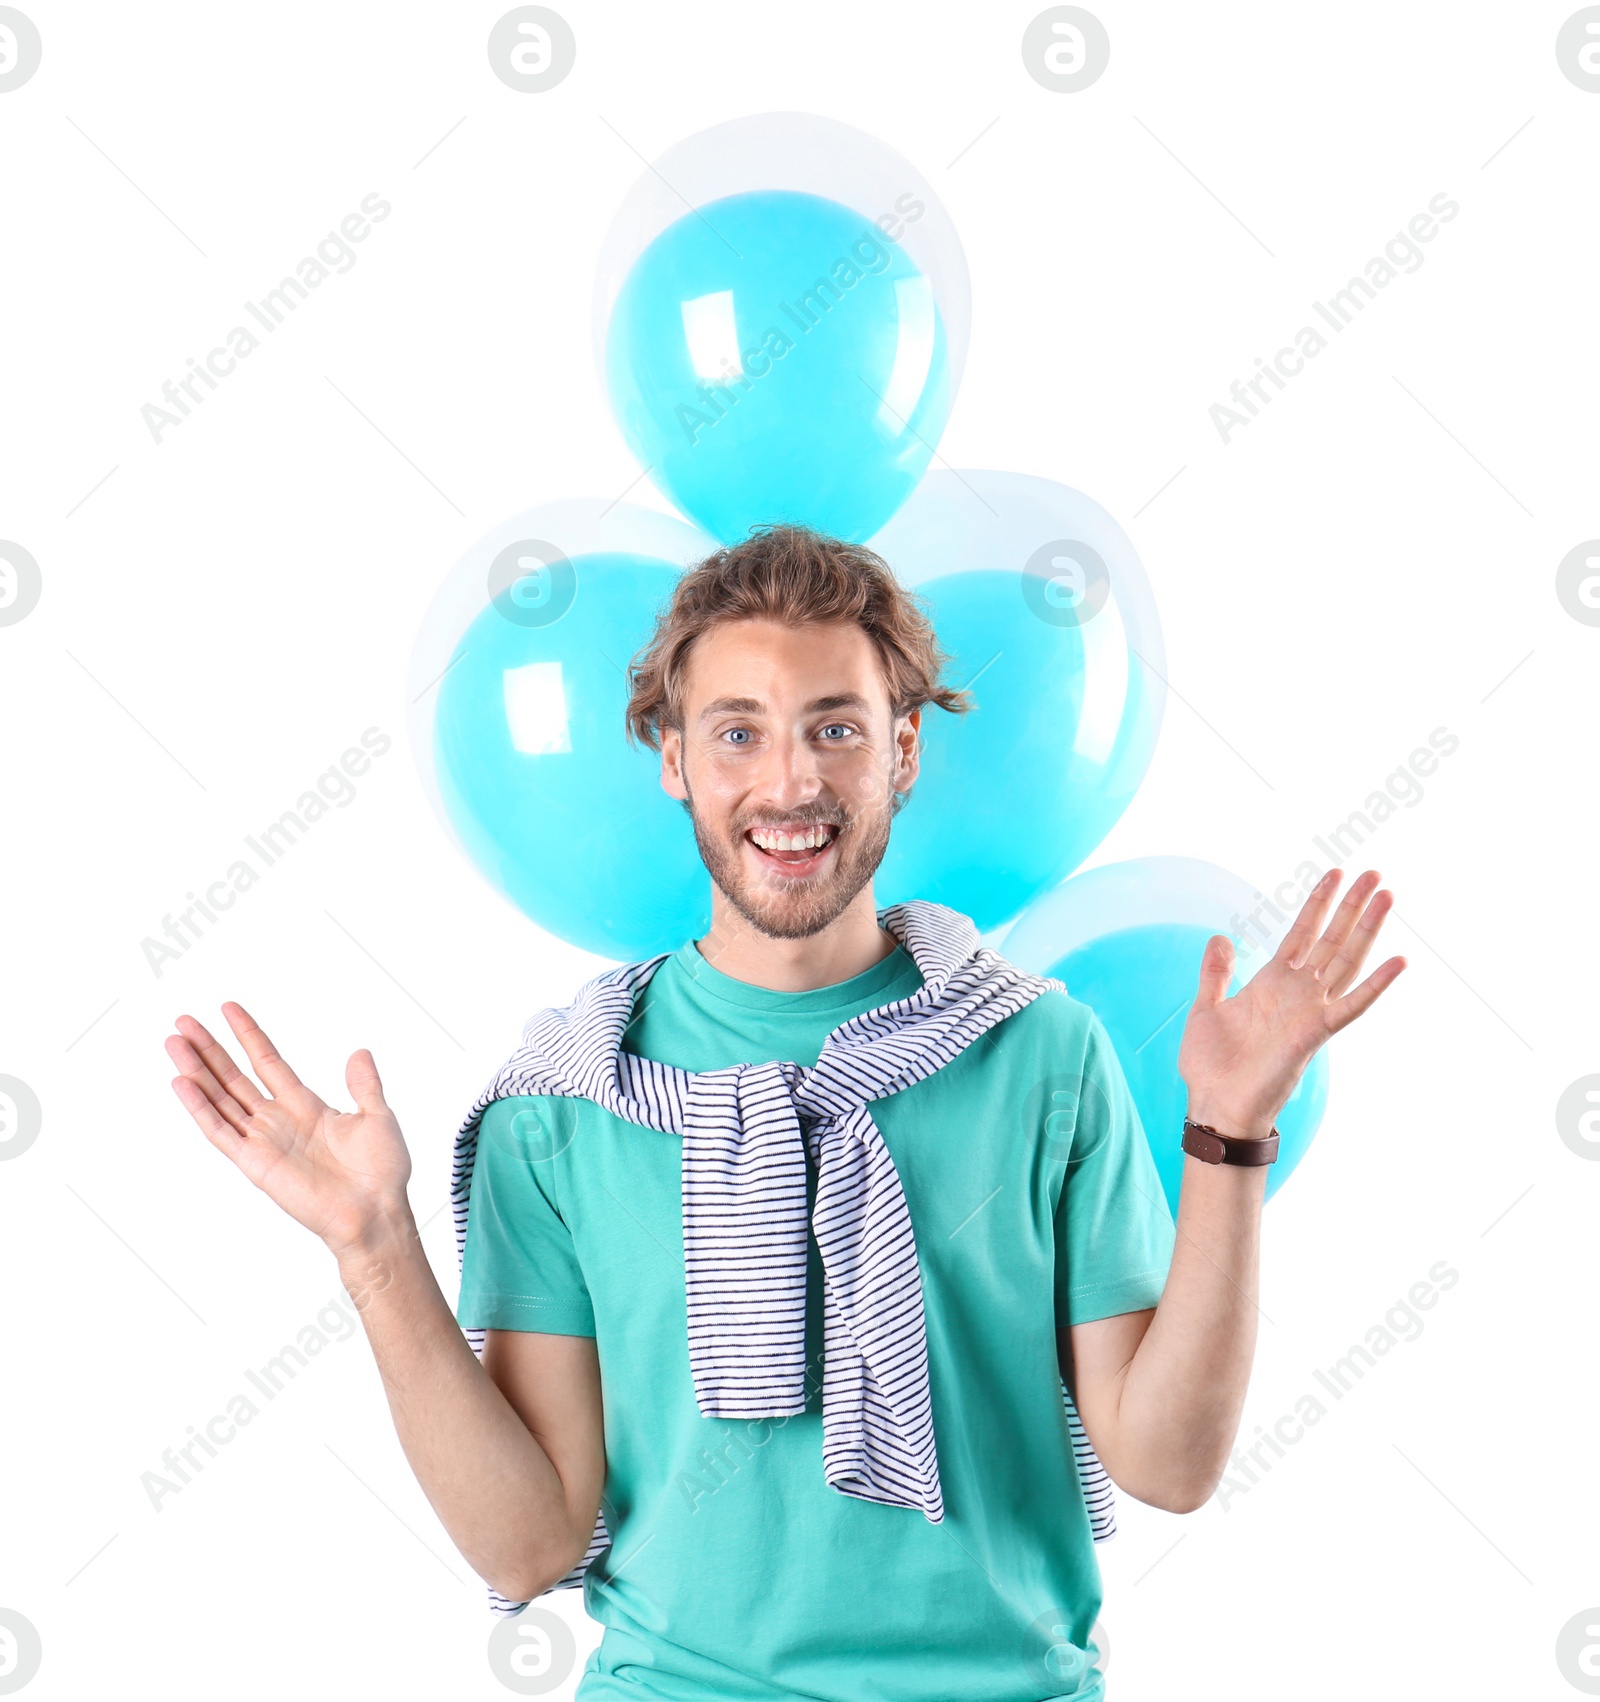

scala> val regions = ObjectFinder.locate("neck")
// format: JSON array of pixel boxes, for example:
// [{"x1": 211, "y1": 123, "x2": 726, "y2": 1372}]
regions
[{"x1": 695, "y1": 884, "x2": 898, "y2": 993}]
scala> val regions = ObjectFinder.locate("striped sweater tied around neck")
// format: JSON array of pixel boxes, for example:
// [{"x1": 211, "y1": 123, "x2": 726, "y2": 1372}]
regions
[{"x1": 450, "y1": 900, "x2": 1118, "y2": 1615}]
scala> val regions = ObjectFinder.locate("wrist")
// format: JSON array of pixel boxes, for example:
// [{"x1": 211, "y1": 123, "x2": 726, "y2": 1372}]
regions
[
  {"x1": 1185, "y1": 1103, "x2": 1277, "y2": 1142},
  {"x1": 329, "y1": 1201, "x2": 421, "y2": 1294}
]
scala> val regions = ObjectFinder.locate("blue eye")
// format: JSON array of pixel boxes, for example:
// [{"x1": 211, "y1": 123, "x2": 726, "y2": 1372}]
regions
[
  {"x1": 725, "y1": 727, "x2": 752, "y2": 745},
  {"x1": 819, "y1": 724, "x2": 851, "y2": 740}
]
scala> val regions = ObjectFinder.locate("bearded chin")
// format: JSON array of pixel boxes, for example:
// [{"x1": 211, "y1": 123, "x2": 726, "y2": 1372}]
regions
[{"x1": 682, "y1": 784, "x2": 894, "y2": 942}]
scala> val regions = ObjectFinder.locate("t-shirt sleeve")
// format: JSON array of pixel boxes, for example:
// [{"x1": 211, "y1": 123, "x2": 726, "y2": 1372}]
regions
[
  {"x1": 455, "y1": 1096, "x2": 597, "y2": 1337},
  {"x1": 1053, "y1": 1010, "x2": 1177, "y2": 1326}
]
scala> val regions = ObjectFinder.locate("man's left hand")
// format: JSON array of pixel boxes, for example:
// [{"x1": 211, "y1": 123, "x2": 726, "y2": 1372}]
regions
[{"x1": 1177, "y1": 867, "x2": 1406, "y2": 1139}]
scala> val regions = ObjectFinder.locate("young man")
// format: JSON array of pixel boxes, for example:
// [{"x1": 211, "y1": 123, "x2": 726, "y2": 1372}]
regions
[{"x1": 166, "y1": 527, "x2": 1404, "y2": 1701}]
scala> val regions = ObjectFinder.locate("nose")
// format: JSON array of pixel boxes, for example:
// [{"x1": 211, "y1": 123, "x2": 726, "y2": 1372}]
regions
[{"x1": 754, "y1": 726, "x2": 827, "y2": 814}]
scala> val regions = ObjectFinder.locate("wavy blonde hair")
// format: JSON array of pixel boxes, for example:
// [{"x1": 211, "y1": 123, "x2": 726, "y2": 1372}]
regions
[{"x1": 625, "y1": 523, "x2": 970, "y2": 749}]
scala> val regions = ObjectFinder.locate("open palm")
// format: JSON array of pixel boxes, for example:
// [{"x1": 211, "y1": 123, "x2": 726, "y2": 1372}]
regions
[
  {"x1": 166, "y1": 1002, "x2": 411, "y2": 1257},
  {"x1": 1177, "y1": 868, "x2": 1407, "y2": 1134}
]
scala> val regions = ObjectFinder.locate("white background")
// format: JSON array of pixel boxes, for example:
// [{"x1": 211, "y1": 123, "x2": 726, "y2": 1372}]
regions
[{"x1": 1, "y1": 2, "x2": 1594, "y2": 1698}]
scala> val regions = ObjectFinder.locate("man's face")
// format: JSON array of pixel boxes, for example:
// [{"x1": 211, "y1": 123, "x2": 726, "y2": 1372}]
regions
[{"x1": 659, "y1": 619, "x2": 921, "y2": 940}]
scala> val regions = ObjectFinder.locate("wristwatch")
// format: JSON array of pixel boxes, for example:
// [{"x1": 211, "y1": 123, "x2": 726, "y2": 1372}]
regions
[{"x1": 1181, "y1": 1118, "x2": 1280, "y2": 1166}]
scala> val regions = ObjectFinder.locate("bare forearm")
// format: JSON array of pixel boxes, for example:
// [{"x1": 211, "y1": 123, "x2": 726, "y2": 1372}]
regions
[
  {"x1": 1087, "y1": 869, "x2": 1403, "y2": 1513},
  {"x1": 335, "y1": 1210, "x2": 586, "y2": 1598},
  {"x1": 1109, "y1": 1125, "x2": 1270, "y2": 1510}
]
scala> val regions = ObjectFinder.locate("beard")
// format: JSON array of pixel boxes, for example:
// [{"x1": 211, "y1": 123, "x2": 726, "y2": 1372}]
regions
[{"x1": 683, "y1": 781, "x2": 895, "y2": 941}]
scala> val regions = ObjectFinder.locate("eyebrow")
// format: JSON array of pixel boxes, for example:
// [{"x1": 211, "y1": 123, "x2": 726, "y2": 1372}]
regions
[{"x1": 696, "y1": 691, "x2": 873, "y2": 722}]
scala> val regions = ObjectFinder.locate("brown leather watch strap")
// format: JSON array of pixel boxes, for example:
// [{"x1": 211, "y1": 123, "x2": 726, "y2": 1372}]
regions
[{"x1": 1182, "y1": 1118, "x2": 1280, "y2": 1166}]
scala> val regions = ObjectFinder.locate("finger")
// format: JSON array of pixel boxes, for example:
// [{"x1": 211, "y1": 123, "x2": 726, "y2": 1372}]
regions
[
  {"x1": 173, "y1": 1013, "x2": 266, "y2": 1113},
  {"x1": 1305, "y1": 869, "x2": 1383, "y2": 976},
  {"x1": 170, "y1": 1069, "x2": 249, "y2": 1149},
  {"x1": 165, "y1": 1033, "x2": 255, "y2": 1136},
  {"x1": 1320, "y1": 887, "x2": 1395, "y2": 999},
  {"x1": 1275, "y1": 869, "x2": 1343, "y2": 969},
  {"x1": 222, "y1": 1002, "x2": 305, "y2": 1098},
  {"x1": 1193, "y1": 934, "x2": 1234, "y2": 1011},
  {"x1": 346, "y1": 1049, "x2": 389, "y2": 1116},
  {"x1": 1326, "y1": 954, "x2": 1407, "y2": 1033}
]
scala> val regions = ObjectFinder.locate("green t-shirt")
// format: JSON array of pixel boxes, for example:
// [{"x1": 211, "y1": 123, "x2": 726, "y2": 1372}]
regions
[{"x1": 456, "y1": 940, "x2": 1177, "y2": 1702}]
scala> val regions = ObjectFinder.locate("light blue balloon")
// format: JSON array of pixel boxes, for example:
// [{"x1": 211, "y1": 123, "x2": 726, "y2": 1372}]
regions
[
  {"x1": 1004, "y1": 857, "x2": 1329, "y2": 1210},
  {"x1": 871, "y1": 471, "x2": 1166, "y2": 933},
  {"x1": 431, "y1": 551, "x2": 711, "y2": 960},
  {"x1": 605, "y1": 189, "x2": 952, "y2": 544}
]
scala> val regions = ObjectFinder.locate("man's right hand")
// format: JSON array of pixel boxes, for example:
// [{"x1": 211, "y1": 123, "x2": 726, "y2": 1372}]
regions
[
  {"x1": 164, "y1": 1001, "x2": 603, "y2": 1603},
  {"x1": 166, "y1": 1002, "x2": 412, "y2": 1260}
]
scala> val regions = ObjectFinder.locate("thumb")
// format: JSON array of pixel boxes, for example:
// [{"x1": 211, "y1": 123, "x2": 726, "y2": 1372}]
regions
[
  {"x1": 346, "y1": 1048, "x2": 389, "y2": 1115},
  {"x1": 1193, "y1": 934, "x2": 1235, "y2": 1011}
]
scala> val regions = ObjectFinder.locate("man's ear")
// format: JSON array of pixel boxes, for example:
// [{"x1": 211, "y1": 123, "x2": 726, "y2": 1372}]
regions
[
  {"x1": 659, "y1": 725, "x2": 688, "y2": 801},
  {"x1": 893, "y1": 708, "x2": 922, "y2": 795}
]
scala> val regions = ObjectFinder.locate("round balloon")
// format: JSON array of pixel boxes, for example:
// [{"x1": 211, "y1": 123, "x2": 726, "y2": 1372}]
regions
[
  {"x1": 406, "y1": 501, "x2": 717, "y2": 960},
  {"x1": 869, "y1": 469, "x2": 1166, "y2": 932},
  {"x1": 1003, "y1": 856, "x2": 1330, "y2": 1212},
  {"x1": 594, "y1": 113, "x2": 971, "y2": 545}
]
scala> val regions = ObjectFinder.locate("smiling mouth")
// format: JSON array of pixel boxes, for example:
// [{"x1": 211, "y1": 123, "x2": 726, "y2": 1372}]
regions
[{"x1": 744, "y1": 822, "x2": 841, "y2": 877}]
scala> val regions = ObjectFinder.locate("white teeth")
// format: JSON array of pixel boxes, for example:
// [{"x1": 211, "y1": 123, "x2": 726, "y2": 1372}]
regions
[{"x1": 751, "y1": 826, "x2": 834, "y2": 852}]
